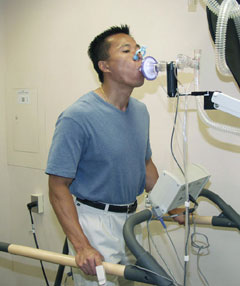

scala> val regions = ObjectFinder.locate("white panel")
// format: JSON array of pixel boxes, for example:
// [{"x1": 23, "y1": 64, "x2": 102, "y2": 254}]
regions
[
  {"x1": 13, "y1": 89, "x2": 39, "y2": 153},
  {"x1": 6, "y1": 88, "x2": 47, "y2": 169}
]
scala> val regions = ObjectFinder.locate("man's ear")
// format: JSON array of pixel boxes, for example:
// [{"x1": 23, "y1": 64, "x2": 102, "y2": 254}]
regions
[{"x1": 98, "y1": 60, "x2": 110, "y2": 73}]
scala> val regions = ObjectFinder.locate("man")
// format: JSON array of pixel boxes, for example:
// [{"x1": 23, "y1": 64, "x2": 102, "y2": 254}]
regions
[{"x1": 46, "y1": 25, "x2": 160, "y2": 285}]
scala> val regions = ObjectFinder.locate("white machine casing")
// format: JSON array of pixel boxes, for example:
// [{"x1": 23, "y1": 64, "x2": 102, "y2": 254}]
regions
[
  {"x1": 212, "y1": 92, "x2": 240, "y2": 118},
  {"x1": 148, "y1": 164, "x2": 210, "y2": 218}
]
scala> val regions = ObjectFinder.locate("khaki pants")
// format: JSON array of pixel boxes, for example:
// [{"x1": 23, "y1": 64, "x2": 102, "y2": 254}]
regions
[{"x1": 68, "y1": 200, "x2": 142, "y2": 286}]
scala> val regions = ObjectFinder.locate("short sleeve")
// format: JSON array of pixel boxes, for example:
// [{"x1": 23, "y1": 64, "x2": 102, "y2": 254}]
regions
[{"x1": 46, "y1": 116, "x2": 88, "y2": 178}]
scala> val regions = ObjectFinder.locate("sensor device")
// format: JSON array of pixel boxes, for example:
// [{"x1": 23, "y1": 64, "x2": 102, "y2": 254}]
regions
[
  {"x1": 149, "y1": 164, "x2": 210, "y2": 218},
  {"x1": 96, "y1": 265, "x2": 106, "y2": 286}
]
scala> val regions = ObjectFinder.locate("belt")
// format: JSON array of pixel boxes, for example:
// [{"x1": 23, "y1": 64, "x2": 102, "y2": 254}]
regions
[{"x1": 76, "y1": 198, "x2": 137, "y2": 213}]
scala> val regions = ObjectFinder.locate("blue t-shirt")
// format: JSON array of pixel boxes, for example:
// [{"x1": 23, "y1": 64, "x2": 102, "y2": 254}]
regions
[{"x1": 46, "y1": 91, "x2": 152, "y2": 204}]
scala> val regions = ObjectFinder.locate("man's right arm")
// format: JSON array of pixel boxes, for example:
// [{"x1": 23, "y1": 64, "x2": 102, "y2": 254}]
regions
[{"x1": 48, "y1": 174, "x2": 103, "y2": 275}]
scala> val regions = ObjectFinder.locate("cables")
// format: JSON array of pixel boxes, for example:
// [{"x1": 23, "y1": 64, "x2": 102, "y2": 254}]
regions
[
  {"x1": 160, "y1": 54, "x2": 210, "y2": 285},
  {"x1": 146, "y1": 219, "x2": 183, "y2": 286},
  {"x1": 131, "y1": 263, "x2": 182, "y2": 286},
  {"x1": 171, "y1": 64, "x2": 194, "y2": 286},
  {"x1": 170, "y1": 91, "x2": 185, "y2": 176},
  {"x1": 168, "y1": 69, "x2": 189, "y2": 286},
  {"x1": 158, "y1": 218, "x2": 184, "y2": 272},
  {"x1": 148, "y1": 211, "x2": 210, "y2": 286},
  {"x1": 191, "y1": 216, "x2": 210, "y2": 286},
  {"x1": 27, "y1": 202, "x2": 50, "y2": 286}
]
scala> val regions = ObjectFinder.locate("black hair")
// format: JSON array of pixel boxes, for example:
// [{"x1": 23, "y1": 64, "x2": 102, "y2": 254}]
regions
[{"x1": 88, "y1": 25, "x2": 130, "y2": 83}]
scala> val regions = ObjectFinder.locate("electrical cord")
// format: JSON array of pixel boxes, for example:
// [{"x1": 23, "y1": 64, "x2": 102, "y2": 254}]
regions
[
  {"x1": 191, "y1": 216, "x2": 210, "y2": 286},
  {"x1": 183, "y1": 216, "x2": 190, "y2": 286},
  {"x1": 164, "y1": 210, "x2": 209, "y2": 286},
  {"x1": 27, "y1": 202, "x2": 50, "y2": 286},
  {"x1": 146, "y1": 219, "x2": 152, "y2": 254},
  {"x1": 165, "y1": 227, "x2": 184, "y2": 271},
  {"x1": 64, "y1": 271, "x2": 73, "y2": 286},
  {"x1": 147, "y1": 219, "x2": 183, "y2": 286},
  {"x1": 163, "y1": 62, "x2": 206, "y2": 286},
  {"x1": 158, "y1": 217, "x2": 184, "y2": 272},
  {"x1": 170, "y1": 91, "x2": 185, "y2": 176},
  {"x1": 165, "y1": 198, "x2": 198, "y2": 285},
  {"x1": 172, "y1": 67, "x2": 193, "y2": 286},
  {"x1": 130, "y1": 262, "x2": 182, "y2": 286}
]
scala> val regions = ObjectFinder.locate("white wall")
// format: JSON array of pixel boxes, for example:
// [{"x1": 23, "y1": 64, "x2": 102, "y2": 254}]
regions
[
  {"x1": 0, "y1": 0, "x2": 240, "y2": 285},
  {"x1": 0, "y1": 2, "x2": 16, "y2": 286}
]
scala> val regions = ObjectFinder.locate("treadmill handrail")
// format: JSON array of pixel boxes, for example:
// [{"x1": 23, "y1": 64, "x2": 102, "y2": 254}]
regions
[{"x1": 199, "y1": 189, "x2": 240, "y2": 230}]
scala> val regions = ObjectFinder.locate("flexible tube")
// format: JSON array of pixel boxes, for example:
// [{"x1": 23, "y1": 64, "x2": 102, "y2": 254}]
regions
[
  {"x1": 203, "y1": 0, "x2": 221, "y2": 14},
  {"x1": 203, "y1": 0, "x2": 240, "y2": 76},
  {"x1": 193, "y1": 49, "x2": 201, "y2": 91},
  {"x1": 202, "y1": 0, "x2": 240, "y2": 39},
  {"x1": 196, "y1": 1, "x2": 240, "y2": 134},
  {"x1": 233, "y1": 8, "x2": 240, "y2": 39},
  {"x1": 215, "y1": 0, "x2": 240, "y2": 75},
  {"x1": 202, "y1": 0, "x2": 240, "y2": 17},
  {"x1": 215, "y1": 0, "x2": 235, "y2": 75},
  {"x1": 203, "y1": 0, "x2": 240, "y2": 41},
  {"x1": 196, "y1": 96, "x2": 240, "y2": 135}
]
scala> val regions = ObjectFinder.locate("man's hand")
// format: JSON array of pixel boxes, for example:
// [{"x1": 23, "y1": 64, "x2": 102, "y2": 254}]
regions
[
  {"x1": 75, "y1": 245, "x2": 104, "y2": 275},
  {"x1": 48, "y1": 175, "x2": 104, "y2": 276},
  {"x1": 168, "y1": 208, "x2": 185, "y2": 225}
]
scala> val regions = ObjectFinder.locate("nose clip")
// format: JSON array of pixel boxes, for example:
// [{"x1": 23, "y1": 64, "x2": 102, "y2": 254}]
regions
[{"x1": 133, "y1": 46, "x2": 146, "y2": 61}]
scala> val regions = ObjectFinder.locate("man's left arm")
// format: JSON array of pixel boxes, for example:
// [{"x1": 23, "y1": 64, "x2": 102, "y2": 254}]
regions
[{"x1": 145, "y1": 158, "x2": 159, "y2": 192}]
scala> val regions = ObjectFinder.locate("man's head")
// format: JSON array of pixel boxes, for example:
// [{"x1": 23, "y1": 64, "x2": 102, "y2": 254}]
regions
[{"x1": 88, "y1": 25, "x2": 130, "y2": 83}]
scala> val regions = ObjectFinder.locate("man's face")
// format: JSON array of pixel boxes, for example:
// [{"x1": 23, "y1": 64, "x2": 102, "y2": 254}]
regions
[{"x1": 103, "y1": 33, "x2": 144, "y2": 88}]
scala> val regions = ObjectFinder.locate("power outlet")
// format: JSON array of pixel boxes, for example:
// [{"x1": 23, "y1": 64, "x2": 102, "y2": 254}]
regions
[{"x1": 31, "y1": 194, "x2": 44, "y2": 214}]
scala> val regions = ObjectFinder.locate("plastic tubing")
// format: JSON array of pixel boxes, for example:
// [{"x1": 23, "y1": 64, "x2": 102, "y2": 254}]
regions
[
  {"x1": 195, "y1": 1, "x2": 240, "y2": 135},
  {"x1": 193, "y1": 49, "x2": 201, "y2": 91},
  {"x1": 215, "y1": 0, "x2": 234, "y2": 75},
  {"x1": 203, "y1": 0, "x2": 240, "y2": 76},
  {"x1": 196, "y1": 96, "x2": 240, "y2": 135},
  {"x1": 204, "y1": 0, "x2": 240, "y2": 41},
  {"x1": 203, "y1": 0, "x2": 240, "y2": 17},
  {"x1": 215, "y1": 0, "x2": 240, "y2": 75},
  {"x1": 233, "y1": 9, "x2": 240, "y2": 39}
]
